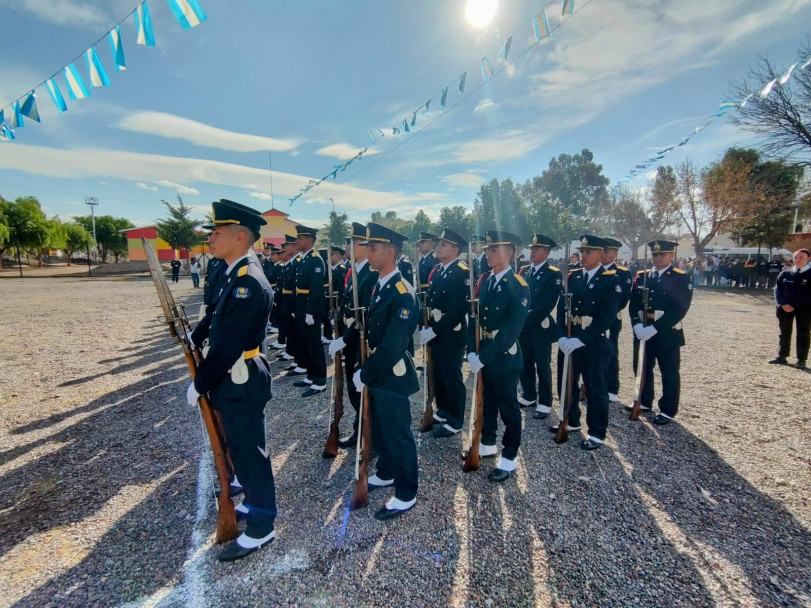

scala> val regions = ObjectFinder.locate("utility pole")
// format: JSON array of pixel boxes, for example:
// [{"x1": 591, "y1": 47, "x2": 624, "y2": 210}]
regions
[{"x1": 85, "y1": 197, "x2": 99, "y2": 259}]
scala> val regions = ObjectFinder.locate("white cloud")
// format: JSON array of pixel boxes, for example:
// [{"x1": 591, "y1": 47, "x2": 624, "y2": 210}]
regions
[
  {"x1": 315, "y1": 143, "x2": 380, "y2": 160},
  {"x1": 135, "y1": 182, "x2": 158, "y2": 191},
  {"x1": 454, "y1": 130, "x2": 540, "y2": 163},
  {"x1": 473, "y1": 99, "x2": 497, "y2": 113},
  {"x1": 249, "y1": 191, "x2": 273, "y2": 200},
  {"x1": 0, "y1": 0, "x2": 107, "y2": 26},
  {"x1": 115, "y1": 112, "x2": 303, "y2": 153},
  {"x1": 442, "y1": 171, "x2": 487, "y2": 187},
  {"x1": 156, "y1": 180, "x2": 200, "y2": 195}
]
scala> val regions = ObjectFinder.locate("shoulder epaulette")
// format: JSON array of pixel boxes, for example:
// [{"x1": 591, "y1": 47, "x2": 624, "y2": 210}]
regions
[
  {"x1": 457, "y1": 261, "x2": 469, "y2": 271},
  {"x1": 636, "y1": 269, "x2": 646, "y2": 275},
  {"x1": 311, "y1": 251, "x2": 319, "y2": 257},
  {"x1": 617, "y1": 266, "x2": 629, "y2": 271},
  {"x1": 395, "y1": 281, "x2": 407, "y2": 294},
  {"x1": 238, "y1": 266, "x2": 249, "y2": 277},
  {"x1": 515, "y1": 274, "x2": 528, "y2": 287},
  {"x1": 673, "y1": 268, "x2": 686, "y2": 275},
  {"x1": 602, "y1": 269, "x2": 616, "y2": 276},
  {"x1": 548, "y1": 265, "x2": 560, "y2": 272}
]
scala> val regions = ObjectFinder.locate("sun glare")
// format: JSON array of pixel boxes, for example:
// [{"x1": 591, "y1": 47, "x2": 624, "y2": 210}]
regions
[{"x1": 465, "y1": 0, "x2": 498, "y2": 28}]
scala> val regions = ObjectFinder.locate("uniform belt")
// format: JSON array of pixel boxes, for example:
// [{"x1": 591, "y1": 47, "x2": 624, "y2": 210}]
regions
[
  {"x1": 368, "y1": 346, "x2": 377, "y2": 354},
  {"x1": 297, "y1": 288, "x2": 310, "y2": 294},
  {"x1": 420, "y1": 283, "x2": 430, "y2": 289},
  {"x1": 481, "y1": 329, "x2": 499, "y2": 339},
  {"x1": 244, "y1": 347, "x2": 260, "y2": 359},
  {"x1": 571, "y1": 315, "x2": 593, "y2": 328},
  {"x1": 282, "y1": 289, "x2": 293, "y2": 295}
]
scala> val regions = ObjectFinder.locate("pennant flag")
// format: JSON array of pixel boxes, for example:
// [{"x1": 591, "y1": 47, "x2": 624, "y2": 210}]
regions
[
  {"x1": 392, "y1": 126, "x2": 400, "y2": 135},
  {"x1": 779, "y1": 62, "x2": 797, "y2": 85},
  {"x1": 411, "y1": 111, "x2": 417, "y2": 127},
  {"x1": 562, "y1": 0, "x2": 574, "y2": 16},
  {"x1": 421, "y1": 100, "x2": 430, "y2": 115},
  {"x1": 759, "y1": 78, "x2": 778, "y2": 98},
  {"x1": 0, "y1": 125, "x2": 14, "y2": 141},
  {"x1": 45, "y1": 78, "x2": 68, "y2": 113},
  {"x1": 740, "y1": 93, "x2": 754, "y2": 108},
  {"x1": 376, "y1": 127, "x2": 385, "y2": 137},
  {"x1": 458, "y1": 71, "x2": 467, "y2": 94},
  {"x1": 677, "y1": 136, "x2": 691, "y2": 147},
  {"x1": 498, "y1": 35, "x2": 513, "y2": 61},
  {"x1": 367, "y1": 129, "x2": 378, "y2": 143},
  {"x1": 20, "y1": 91, "x2": 40, "y2": 122},
  {"x1": 134, "y1": 2, "x2": 156, "y2": 47},
  {"x1": 481, "y1": 57, "x2": 494, "y2": 80},
  {"x1": 718, "y1": 100, "x2": 738, "y2": 113},
  {"x1": 108, "y1": 26, "x2": 127, "y2": 71},
  {"x1": 802, "y1": 57, "x2": 811, "y2": 70},
  {"x1": 440, "y1": 86, "x2": 448, "y2": 109},
  {"x1": 533, "y1": 10, "x2": 551, "y2": 40},
  {"x1": 0, "y1": 109, "x2": 4, "y2": 124},
  {"x1": 64, "y1": 63, "x2": 91, "y2": 99},
  {"x1": 11, "y1": 101, "x2": 23, "y2": 129},
  {"x1": 342, "y1": 158, "x2": 354, "y2": 171},
  {"x1": 168, "y1": 0, "x2": 208, "y2": 30},
  {"x1": 85, "y1": 47, "x2": 111, "y2": 87},
  {"x1": 403, "y1": 119, "x2": 410, "y2": 133}
]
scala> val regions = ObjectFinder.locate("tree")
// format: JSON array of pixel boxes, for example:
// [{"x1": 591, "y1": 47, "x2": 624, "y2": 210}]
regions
[
  {"x1": 518, "y1": 179, "x2": 577, "y2": 245},
  {"x1": 155, "y1": 196, "x2": 202, "y2": 264},
  {"x1": 62, "y1": 222, "x2": 94, "y2": 265},
  {"x1": 5, "y1": 197, "x2": 50, "y2": 266},
  {"x1": 40, "y1": 217, "x2": 68, "y2": 266},
  {"x1": 472, "y1": 178, "x2": 528, "y2": 239},
  {"x1": 436, "y1": 205, "x2": 474, "y2": 238},
  {"x1": 609, "y1": 186, "x2": 656, "y2": 259},
  {"x1": 0, "y1": 196, "x2": 10, "y2": 261},
  {"x1": 317, "y1": 210, "x2": 349, "y2": 249},
  {"x1": 534, "y1": 149, "x2": 611, "y2": 227},
  {"x1": 76, "y1": 214, "x2": 134, "y2": 262},
  {"x1": 729, "y1": 44, "x2": 811, "y2": 167}
]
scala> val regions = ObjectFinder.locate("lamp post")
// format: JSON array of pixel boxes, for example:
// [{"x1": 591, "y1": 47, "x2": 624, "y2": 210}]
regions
[{"x1": 84, "y1": 197, "x2": 98, "y2": 259}]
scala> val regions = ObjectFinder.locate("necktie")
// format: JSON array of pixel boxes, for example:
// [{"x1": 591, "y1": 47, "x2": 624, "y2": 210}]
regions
[
  {"x1": 488, "y1": 275, "x2": 497, "y2": 292},
  {"x1": 652, "y1": 270, "x2": 659, "y2": 280}
]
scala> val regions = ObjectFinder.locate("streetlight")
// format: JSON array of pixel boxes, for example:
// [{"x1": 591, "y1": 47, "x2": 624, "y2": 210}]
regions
[{"x1": 84, "y1": 196, "x2": 98, "y2": 242}]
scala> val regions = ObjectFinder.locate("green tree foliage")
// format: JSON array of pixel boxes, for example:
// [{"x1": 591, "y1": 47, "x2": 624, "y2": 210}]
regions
[
  {"x1": 155, "y1": 196, "x2": 203, "y2": 263},
  {"x1": 473, "y1": 178, "x2": 528, "y2": 239},
  {"x1": 317, "y1": 210, "x2": 349, "y2": 248},
  {"x1": 519, "y1": 179, "x2": 577, "y2": 245},
  {"x1": 534, "y1": 149, "x2": 610, "y2": 227},
  {"x1": 76, "y1": 214, "x2": 134, "y2": 262},
  {"x1": 5, "y1": 196, "x2": 50, "y2": 265},
  {"x1": 0, "y1": 196, "x2": 10, "y2": 258},
  {"x1": 62, "y1": 222, "x2": 94, "y2": 265},
  {"x1": 437, "y1": 205, "x2": 474, "y2": 239}
]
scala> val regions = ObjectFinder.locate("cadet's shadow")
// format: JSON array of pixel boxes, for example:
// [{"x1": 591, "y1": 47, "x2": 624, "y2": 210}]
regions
[
  {"x1": 612, "y1": 418, "x2": 811, "y2": 607},
  {"x1": 96, "y1": 341, "x2": 169, "y2": 365},
  {"x1": 56, "y1": 340, "x2": 176, "y2": 388},
  {"x1": 2, "y1": 365, "x2": 203, "y2": 608}
]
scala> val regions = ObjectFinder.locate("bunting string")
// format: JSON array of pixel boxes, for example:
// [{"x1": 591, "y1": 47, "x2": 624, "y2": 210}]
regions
[{"x1": 0, "y1": 0, "x2": 207, "y2": 142}]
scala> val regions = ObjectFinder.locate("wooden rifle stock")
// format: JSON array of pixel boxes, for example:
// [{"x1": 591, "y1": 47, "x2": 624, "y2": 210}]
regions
[
  {"x1": 323, "y1": 243, "x2": 345, "y2": 458},
  {"x1": 630, "y1": 266, "x2": 650, "y2": 421},
  {"x1": 141, "y1": 238, "x2": 238, "y2": 543},
  {"x1": 555, "y1": 243, "x2": 574, "y2": 445},
  {"x1": 463, "y1": 250, "x2": 484, "y2": 472},
  {"x1": 348, "y1": 241, "x2": 370, "y2": 510},
  {"x1": 417, "y1": 277, "x2": 435, "y2": 433}
]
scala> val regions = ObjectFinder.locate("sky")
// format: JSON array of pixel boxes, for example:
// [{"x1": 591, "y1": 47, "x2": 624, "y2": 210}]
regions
[{"x1": 0, "y1": 0, "x2": 809, "y2": 228}]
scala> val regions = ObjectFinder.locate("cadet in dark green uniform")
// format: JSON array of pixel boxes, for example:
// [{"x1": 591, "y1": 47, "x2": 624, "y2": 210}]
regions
[
  {"x1": 187, "y1": 199, "x2": 276, "y2": 562},
  {"x1": 420, "y1": 228, "x2": 470, "y2": 437},
  {"x1": 468, "y1": 231, "x2": 530, "y2": 482},
  {"x1": 628, "y1": 240, "x2": 693, "y2": 424},
  {"x1": 518, "y1": 234, "x2": 563, "y2": 420},
  {"x1": 553, "y1": 235, "x2": 621, "y2": 450},
  {"x1": 601, "y1": 237, "x2": 632, "y2": 404},
  {"x1": 348, "y1": 223, "x2": 420, "y2": 519}
]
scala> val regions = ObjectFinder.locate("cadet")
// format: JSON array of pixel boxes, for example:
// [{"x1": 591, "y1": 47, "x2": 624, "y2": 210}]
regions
[
  {"x1": 628, "y1": 240, "x2": 693, "y2": 424},
  {"x1": 568, "y1": 252, "x2": 581, "y2": 270},
  {"x1": 329, "y1": 223, "x2": 379, "y2": 447},
  {"x1": 514, "y1": 239, "x2": 529, "y2": 273},
  {"x1": 291, "y1": 225, "x2": 328, "y2": 397},
  {"x1": 468, "y1": 231, "x2": 530, "y2": 482},
  {"x1": 397, "y1": 252, "x2": 414, "y2": 287},
  {"x1": 263, "y1": 245, "x2": 282, "y2": 334},
  {"x1": 518, "y1": 234, "x2": 563, "y2": 420},
  {"x1": 419, "y1": 228, "x2": 470, "y2": 437},
  {"x1": 769, "y1": 248, "x2": 811, "y2": 370},
  {"x1": 270, "y1": 235, "x2": 298, "y2": 363},
  {"x1": 335, "y1": 223, "x2": 420, "y2": 519},
  {"x1": 470, "y1": 234, "x2": 489, "y2": 282},
  {"x1": 324, "y1": 246, "x2": 348, "y2": 341},
  {"x1": 187, "y1": 199, "x2": 276, "y2": 562},
  {"x1": 416, "y1": 232, "x2": 440, "y2": 291},
  {"x1": 601, "y1": 237, "x2": 633, "y2": 404},
  {"x1": 554, "y1": 235, "x2": 620, "y2": 450}
]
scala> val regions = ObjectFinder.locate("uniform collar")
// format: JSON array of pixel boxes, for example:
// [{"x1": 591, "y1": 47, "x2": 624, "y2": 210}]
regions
[
  {"x1": 355, "y1": 258, "x2": 369, "y2": 272},
  {"x1": 583, "y1": 265, "x2": 600, "y2": 282},
  {"x1": 225, "y1": 254, "x2": 250, "y2": 276},
  {"x1": 492, "y1": 267, "x2": 512, "y2": 284},
  {"x1": 532, "y1": 260, "x2": 547, "y2": 273},
  {"x1": 440, "y1": 258, "x2": 458, "y2": 273},
  {"x1": 377, "y1": 268, "x2": 399, "y2": 289}
]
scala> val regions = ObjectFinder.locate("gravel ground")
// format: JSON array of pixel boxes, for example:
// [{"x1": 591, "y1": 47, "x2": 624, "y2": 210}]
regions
[{"x1": 0, "y1": 277, "x2": 808, "y2": 608}]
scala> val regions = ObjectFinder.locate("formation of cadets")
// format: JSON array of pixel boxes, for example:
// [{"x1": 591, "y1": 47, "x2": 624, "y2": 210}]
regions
[{"x1": 189, "y1": 198, "x2": 694, "y2": 561}]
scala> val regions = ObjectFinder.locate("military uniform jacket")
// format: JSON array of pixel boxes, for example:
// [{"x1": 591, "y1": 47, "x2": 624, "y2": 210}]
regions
[
  {"x1": 629, "y1": 265, "x2": 692, "y2": 346},
  {"x1": 337, "y1": 261, "x2": 378, "y2": 335},
  {"x1": 474, "y1": 269, "x2": 530, "y2": 366},
  {"x1": 519, "y1": 262, "x2": 563, "y2": 341},
  {"x1": 397, "y1": 257, "x2": 414, "y2": 288},
  {"x1": 263, "y1": 258, "x2": 281, "y2": 289},
  {"x1": 418, "y1": 251, "x2": 439, "y2": 289},
  {"x1": 775, "y1": 267, "x2": 811, "y2": 308},
  {"x1": 203, "y1": 258, "x2": 227, "y2": 309},
  {"x1": 474, "y1": 252, "x2": 490, "y2": 282},
  {"x1": 558, "y1": 267, "x2": 620, "y2": 344},
  {"x1": 192, "y1": 256, "x2": 272, "y2": 395},
  {"x1": 357, "y1": 272, "x2": 420, "y2": 395},
  {"x1": 425, "y1": 258, "x2": 470, "y2": 343},
  {"x1": 606, "y1": 262, "x2": 633, "y2": 323},
  {"x1": 280, "y1": 256, "x2": 299, "y2": 299},
  {"x1": 294, "y1": 249, "x2": 327, "y2": 319},
  {"x1": 331, "y1": 262, "x2": 348, "y2": 301}
]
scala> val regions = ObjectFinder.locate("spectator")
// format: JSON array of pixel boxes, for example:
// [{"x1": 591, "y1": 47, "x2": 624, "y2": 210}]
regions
[
  {"x1": 189, "y1": 256, "x2": 200, "y2": 288},
  {"x1": 769, "y1": 249, "x2": 811, "y2": 370},
  {"x1": 170, "y1": 257, "x2": 181, "y2": 283}
]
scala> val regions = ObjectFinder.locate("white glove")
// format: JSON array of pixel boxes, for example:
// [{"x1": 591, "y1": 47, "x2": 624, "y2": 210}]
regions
[
  {"x1": 419, "y1": 327, "x2": 437, "y2": 344},
  {"x1": 305, "y1": 313, "x2": 314, "y2": 326},
  {"x1": 353, "y1": 369, "x2": 364, "y2": 393},
  {"x1": 467, "y1": 353, "x2": 484, "y2": 373},
  {"x1": 633, "y1": 323, "x2": 645, "y2": 340},
  {"x1": 557, "y1": 337, "x2": 567, "y2": 349},
  {"x1": 328, "y1": 337, "x2": 346, "y2": 357},
  {"x1": 186, "y1": 331, "x2": 195, "y2": 348},
  {"x1": 639, "y1": 325, "x2": 658, "y2": 341},
  {"x1": 560, "y1": 338, "x2": 585, "y2": 355},
  {"x1": 186, "y1": 382, "x2": 200, "y2": 407}
]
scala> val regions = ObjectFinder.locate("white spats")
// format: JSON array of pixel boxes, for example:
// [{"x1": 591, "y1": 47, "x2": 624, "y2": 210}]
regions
[
  {"x1": 518, "y1": 396, "x2": 536, "y2": 406},
  {"x1": 586, "y1": 435, "x2": 605, "y2": 444},
  {"x1": 368, "y1": 474, "x2": 394, "y2": 487},
  {"x1": 535, "y1": 404, "x2": 551, "y2": 413},
  {"x1": 236, "y1": 530, "x2": 275, "y2": 549},
  {"x1": 479, "y1": 443, "x2": 497, "y2": 457},
  {"x1": 385, "y1": 496, "x2": 416, "y2": 511},
  {"x1": 495, "y1": 456, "x2": 517, "y2": 472}
]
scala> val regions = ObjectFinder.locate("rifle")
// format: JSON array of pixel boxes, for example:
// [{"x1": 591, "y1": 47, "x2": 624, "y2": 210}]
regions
[
  {"x1": 141, "y1": 238, "x2": 238, "y2": 543},
  {"x1": 630, "y1": 259, "x2": 650, "y2": 421},
  {"x1": 463, "y1": 248, "x2": 485, "y2": 472},
  {"x1": 416, "y1": 255, "x2": 435, "y2": 433},
  {"x1": 323, "y1": 243, "x2": 345, "y2": 458},
  {"x1": 555, "y1": 242, "x2": 575, "y2": 445},
  {"x1": 348, "y1": 240, "x2": 371, "y2": 510}
]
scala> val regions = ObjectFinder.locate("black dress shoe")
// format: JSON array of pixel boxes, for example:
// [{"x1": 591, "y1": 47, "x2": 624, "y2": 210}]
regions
[
  {"x1": 374, "y1": 505, "x2": 413, "y2": 521},
  {"x1": 796, "y1": 360, "x2": 807, "y2": 370},
  {"x1": 337, "y1": 433, "x2": 358, "y2": 448},
  {"x1": 624, "y1": 404, "x2": 651, "y2": 412},
  {"x1": 293, "y1": 380, "x2": 313, "y2": 388},
  {"x1": 548, "y1": 424, "x2": 581, "y2": 433},
  {"x1": 488, "y1": 468, "x2": 511, "y2": 483},
  {"x1": 217, "y1": 533, "x2": 275, "y2": 562},
  {"x1": 214, "y1": 484, "x2": 244, "y2": 499},
  {"x1": 652, "y1": 414, "x2": 672, "y2": 425},
  {"x1": 581, "y1": 438, "x2": 602, "y2": 450},
  {"x1": 768, "y1": 356, "x2": 789, "y2": 365},
  {"x1": 432, "y1": 426, "x2": 458, "y2": 438},
  {"x1": 302, "y1": 387, "x2": 326, "y2": 397},
  {"x1": 286, "y1": 369, "x2": 307, "y2": 376},
  {"x1": 532, "y1": 411, "x2": 549, "y2": 420}
]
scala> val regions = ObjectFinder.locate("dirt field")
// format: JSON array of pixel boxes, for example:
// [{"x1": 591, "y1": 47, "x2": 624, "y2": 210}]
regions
[{"x1": 0, "y1": 277, "x2": 808, "y2": 608}]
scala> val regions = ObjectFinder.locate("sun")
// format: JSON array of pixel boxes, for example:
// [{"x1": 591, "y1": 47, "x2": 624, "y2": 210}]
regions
[{"x1": 465, "y1": 0, "x2": 498, "y2": 28}]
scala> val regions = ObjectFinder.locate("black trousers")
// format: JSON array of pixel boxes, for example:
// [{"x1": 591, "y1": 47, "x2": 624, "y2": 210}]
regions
[
  {"x1": 211, "y1": 360, "x2": 276, "y2": 535},
  {"x1": 481, "y1": 350, "x2": 522, "y2": 461},
  {"x1": 558, "y1": 338, "x2": 611, "y2": 440},
  {"x1": 171, "y1": 270, "x2": 180, "y2": 283},
  {"x1": 777, "y1": 306, "x2": 811, "y2": 361},
  {"x1": 278, "y1": 296, "x2": 293, "y2": 347},
  {"x1": 369, "y1": 386, "x2": 418, "y2": 502},
  {"x1": 607, "y1": 318, "x2": 622, "y2": 396},
  {"x1": 430, "y1": 337, "x2": 466, "y2": 431},
  {"x1": 343, "y1": 344, "x2": 361, "y2": 431},
  {"x1": 633, "y1": 337, "x2": 682, "y2": 418},
  {"x1": 518, "y1": 332, "x2": 553, "y2": 407},
  {"x1": 297, "y1": 316, "x2": 327, "y2": 385}
]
